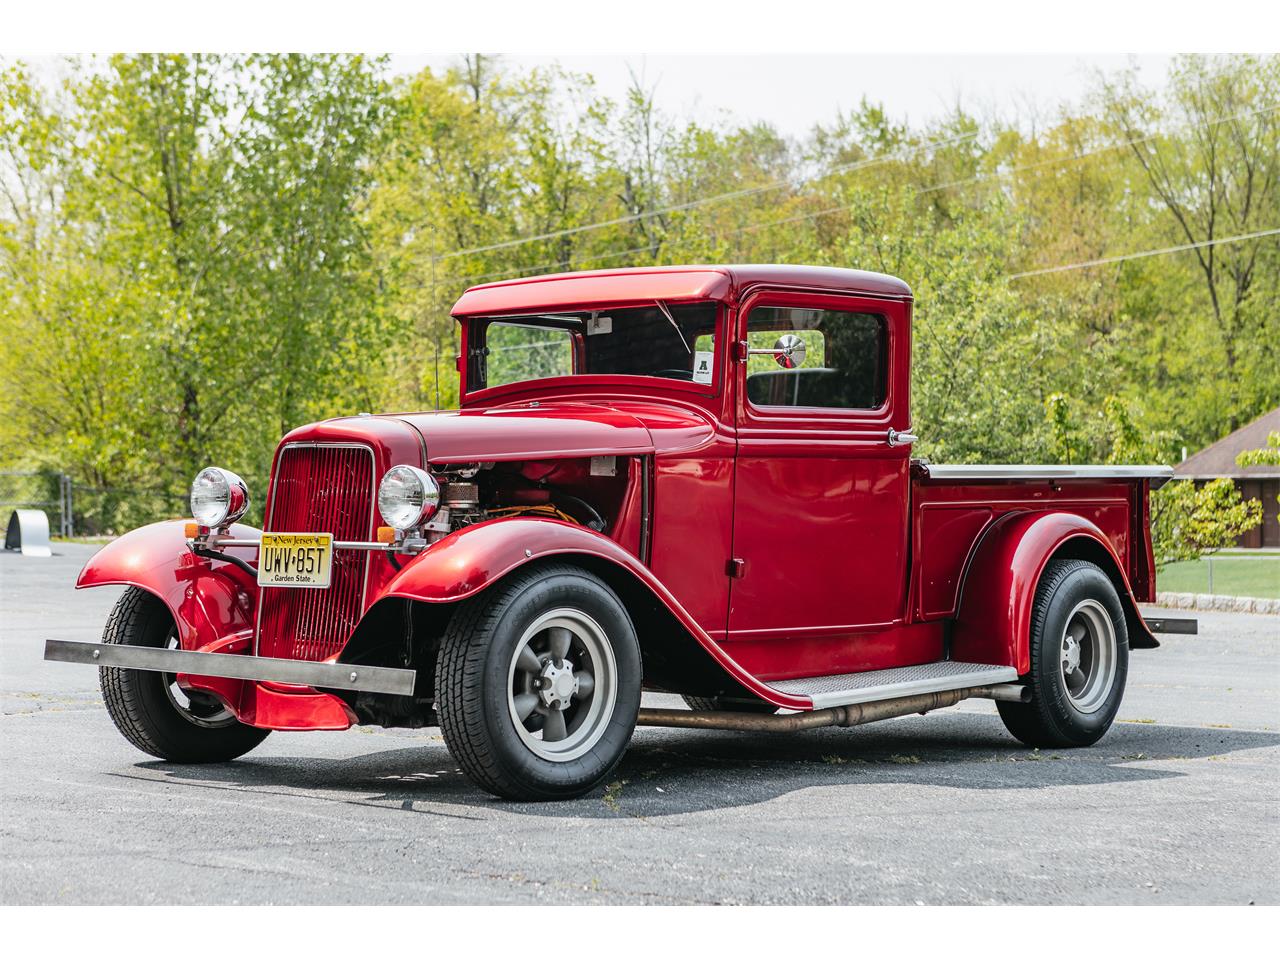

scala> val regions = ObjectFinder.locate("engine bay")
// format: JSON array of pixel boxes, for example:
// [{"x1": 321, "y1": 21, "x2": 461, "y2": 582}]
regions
[{"x1": 424, "y1": 455, "x2": 636, "y2": 544}]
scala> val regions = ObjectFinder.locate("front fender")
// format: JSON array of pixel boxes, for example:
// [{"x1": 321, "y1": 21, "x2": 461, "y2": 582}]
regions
[
  {"x1": 376, "y1": 517, "x2": 812, "y2": 711},
  {"x1": 952, "y1": 511, "x2": 1157, "y2": 675},
  {"x1": 77, "y1": 519, "x2": 261, "y2": 653}
]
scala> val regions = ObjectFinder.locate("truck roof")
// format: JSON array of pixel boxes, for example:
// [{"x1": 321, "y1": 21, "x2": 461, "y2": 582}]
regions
[{"x1": 452, "y1": 264, "x2": 912, "y2": 316}]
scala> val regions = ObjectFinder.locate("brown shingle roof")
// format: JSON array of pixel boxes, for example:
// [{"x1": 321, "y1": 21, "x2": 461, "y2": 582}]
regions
[{"x1": 1174, "y1": 407, "x2": 1280, "y2": 478}]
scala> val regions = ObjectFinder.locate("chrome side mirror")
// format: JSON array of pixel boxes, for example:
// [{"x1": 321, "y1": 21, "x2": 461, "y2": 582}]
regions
[{"x1": 748, "y1": 334, "x2": 807, "y2": 369}]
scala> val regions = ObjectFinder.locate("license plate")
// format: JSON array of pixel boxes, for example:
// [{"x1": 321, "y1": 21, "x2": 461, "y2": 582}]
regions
[{"x1": 257, "y1": 533, "x2": 333, "y2": 588}]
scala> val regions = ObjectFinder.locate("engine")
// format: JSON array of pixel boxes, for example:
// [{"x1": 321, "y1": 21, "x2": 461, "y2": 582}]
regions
[{"x1": 423, "y1": 458, "x2": 614, "y2": 543}]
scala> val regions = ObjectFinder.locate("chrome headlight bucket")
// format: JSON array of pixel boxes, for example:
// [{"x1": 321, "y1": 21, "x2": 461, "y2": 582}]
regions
[
  {"x1": 377, "y1": 465, "x2": 440, "y2": 531},
  {"x1": 190, "y1": 467, "x2": 250, "y2": 528}
]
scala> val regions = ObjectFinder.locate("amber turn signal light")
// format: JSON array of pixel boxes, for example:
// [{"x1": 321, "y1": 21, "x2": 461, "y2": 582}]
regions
[
  {"x1": 376, "y1": 526, "x2": 397, "y2": 543},
  {"x1": 184, "y1": 522, "x2": 199, "y2": 539}
]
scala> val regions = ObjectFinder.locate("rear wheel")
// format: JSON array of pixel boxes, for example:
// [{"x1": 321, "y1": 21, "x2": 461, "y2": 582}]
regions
[
  {"x1": 997, "y1": 559, "x2": 1129, "y2": 748},
  {"x1": 436, "y1": 563, "x2": 642, "y2": 800},
  {"x1": 99, "y1": 587, "x2": 269, "y2": 762}
]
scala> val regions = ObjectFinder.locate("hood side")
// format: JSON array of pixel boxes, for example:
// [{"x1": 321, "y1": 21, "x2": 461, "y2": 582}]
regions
[{"x1": 394, "y1": 402, "x2": 658, "y2": 464}]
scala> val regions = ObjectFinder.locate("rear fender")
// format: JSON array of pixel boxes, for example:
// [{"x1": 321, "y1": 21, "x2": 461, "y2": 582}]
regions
[
  {"x1": 953, "y1": 511, "x2": 1158, "y2": 675},
  {"x1": 76, "y1": 520, "x2": 261, "y2": 654},
  {"x1": 376, "y1": 517, "x2": 812, "y2": 710}
]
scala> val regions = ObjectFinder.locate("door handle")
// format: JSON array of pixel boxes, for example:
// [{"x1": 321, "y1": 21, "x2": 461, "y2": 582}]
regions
[{"x1": 887, "y1": 428, "x2": 918, "y2": 446}]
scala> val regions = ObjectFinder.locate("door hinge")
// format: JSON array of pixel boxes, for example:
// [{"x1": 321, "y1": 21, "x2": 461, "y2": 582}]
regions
[{"x1": 726, "y1": 558, "x2": 746, "y2": 579}]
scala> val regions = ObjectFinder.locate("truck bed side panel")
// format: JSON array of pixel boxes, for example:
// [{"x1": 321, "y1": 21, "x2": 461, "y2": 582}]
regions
[{"x1": 911, "y1": 478, "x2": 1154, "y2": 622}]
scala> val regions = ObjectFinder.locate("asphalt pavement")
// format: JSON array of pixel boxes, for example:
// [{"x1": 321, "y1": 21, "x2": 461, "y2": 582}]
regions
[{"x1": 2, "y1": 543, "x2": 1277, "y2": 904}]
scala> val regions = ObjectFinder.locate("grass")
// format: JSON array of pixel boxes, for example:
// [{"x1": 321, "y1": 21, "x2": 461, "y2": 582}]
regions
[
  {"x1": 1157, "y1": 555, "x2": 1280, "y2": 599},
  {"x1": 602, "y1": 779, "x2": 627, "y2": 813}
]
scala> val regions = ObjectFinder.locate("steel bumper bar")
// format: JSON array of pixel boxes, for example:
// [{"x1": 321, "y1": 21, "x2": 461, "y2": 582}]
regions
[
  {"x1": 1142, "y1": 615, "x2": 1199, "y2": 635},
  {"x1": 44, "y1": 638, "x2": 417, "y2": 696}
]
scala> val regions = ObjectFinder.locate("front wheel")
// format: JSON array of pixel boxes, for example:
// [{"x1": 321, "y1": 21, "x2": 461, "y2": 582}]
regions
[
  {"x1": 99, "y1": 587, "x2": 270, "y2": 762},
  {"x1": 997, "y1": 558, "x2": 1129, "y2": 748},
  {"x1": 435, "y1": 563, "x2": 642, "y2": 801}
]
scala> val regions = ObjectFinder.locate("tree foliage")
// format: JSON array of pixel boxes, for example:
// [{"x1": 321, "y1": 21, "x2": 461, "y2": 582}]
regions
[
  {"x1": 1151, "y1": 479, "x2": 1263, "y2": 567},
  {"x1": 1237, "y1": 431, "x2": 1280, "y2": 467},
  {"x1": 1, "y1": 53, "x2": 1277, "y2": 542}
]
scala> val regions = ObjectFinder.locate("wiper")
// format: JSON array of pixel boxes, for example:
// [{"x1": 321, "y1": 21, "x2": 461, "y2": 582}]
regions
[{"x1": 655, "y1": 300, "x2": 692, "y2": 355}]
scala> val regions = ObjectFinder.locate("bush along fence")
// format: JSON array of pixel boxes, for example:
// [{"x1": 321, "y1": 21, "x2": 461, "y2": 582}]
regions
[{"x1": 0, "y1": 470, "x2": 187, "y2": 538}]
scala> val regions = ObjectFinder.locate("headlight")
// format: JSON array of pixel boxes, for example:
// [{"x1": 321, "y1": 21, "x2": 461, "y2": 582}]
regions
[
  {"x1": 378, "y1": 465, "x2": 440, "y2": 530},
  {"x1": 190, "y1": 467, "x2": 250, "y2": 528}
]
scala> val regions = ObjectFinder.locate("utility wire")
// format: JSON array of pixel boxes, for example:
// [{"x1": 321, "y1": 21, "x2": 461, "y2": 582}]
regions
[
  {"x1": 1006, "y1": 227, "x2": 1280, "y2": 279},
  {"x1": 432, "y1": 101, "x2": 1280, "y2": 288},
  {"x1": 430, "y1": 129, "x2": 984, "y2": 262},
  {"x1": 460, "y1": 228, "x2": 1280, "y2": 292},
  {"x1": 631, "y1": 101, "x2": 1280, "y2": 260}
]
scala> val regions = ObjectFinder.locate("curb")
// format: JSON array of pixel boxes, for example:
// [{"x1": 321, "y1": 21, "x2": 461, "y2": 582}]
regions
[{"x1": 1155, "y1": 592, "x2": 1280, "y2": 615}]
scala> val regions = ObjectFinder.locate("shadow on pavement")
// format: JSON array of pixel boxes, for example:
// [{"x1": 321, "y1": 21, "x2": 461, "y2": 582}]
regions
[{"x1": 125, "y1": 711, "x2": 1280, "y2": 820}]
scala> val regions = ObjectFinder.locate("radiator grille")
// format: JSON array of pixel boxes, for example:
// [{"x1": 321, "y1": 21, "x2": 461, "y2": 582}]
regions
[{"x1": 256, "y1": 444, "x2": 375, "y2": 662}]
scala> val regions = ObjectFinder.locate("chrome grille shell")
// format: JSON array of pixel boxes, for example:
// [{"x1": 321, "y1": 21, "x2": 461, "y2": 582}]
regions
[{"x1": 255, "y1": 442, "x2": 376, "y2": 662}]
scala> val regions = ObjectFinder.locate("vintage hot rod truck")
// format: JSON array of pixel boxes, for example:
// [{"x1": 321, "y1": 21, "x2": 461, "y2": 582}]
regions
[{"x1": 47, "y1": 265, "x2": 1184, "y2": 801}]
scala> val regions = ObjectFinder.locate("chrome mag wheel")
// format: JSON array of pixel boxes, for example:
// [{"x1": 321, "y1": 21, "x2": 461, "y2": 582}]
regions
[
  {"x1": 1059, "y1": 598, "x2": 1119, "y2": 715},
  {"x1": 160, "y1": 630, "x2": 237, "y2": 728},
  {"x1": 506, "y1": 608, "x2": 617, "y2": 762}
]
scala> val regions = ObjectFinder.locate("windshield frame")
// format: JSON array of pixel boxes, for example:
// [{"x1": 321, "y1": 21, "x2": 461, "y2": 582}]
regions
[{"x1": 458, "y1": 299, "x2": 726, "y2": 404}]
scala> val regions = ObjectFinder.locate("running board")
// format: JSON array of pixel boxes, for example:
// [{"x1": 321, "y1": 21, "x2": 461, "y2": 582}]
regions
[{"x1": 765, "y1": 661, "x2": 1021, "y2": 709}]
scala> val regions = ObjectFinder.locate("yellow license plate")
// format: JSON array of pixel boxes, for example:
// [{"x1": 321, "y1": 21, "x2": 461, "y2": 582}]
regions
[{"x1": 258, "y1": 533, "x2": 334, "y2": 588}]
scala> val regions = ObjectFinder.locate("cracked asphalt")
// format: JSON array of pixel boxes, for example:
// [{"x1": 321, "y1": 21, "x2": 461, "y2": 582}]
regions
[{"x1": 2, "y1": 544, "x2": 1277, "y2": 904}]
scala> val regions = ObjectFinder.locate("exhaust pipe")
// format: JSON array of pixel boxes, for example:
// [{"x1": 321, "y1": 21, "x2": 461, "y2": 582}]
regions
[{"x1": 635, "y1": 684, "x2": 1029, "y2": 733}]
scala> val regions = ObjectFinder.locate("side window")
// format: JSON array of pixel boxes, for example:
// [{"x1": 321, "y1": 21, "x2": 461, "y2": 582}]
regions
[
  {"x1": 483, "y1": 322, "x2": 574, "y2": 388},
  {"x1": 745, "y1": 306, "x2": 886, "y2": 410}
]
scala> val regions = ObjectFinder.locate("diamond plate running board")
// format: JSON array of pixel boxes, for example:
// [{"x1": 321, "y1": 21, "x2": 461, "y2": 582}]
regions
[{"x1": 765, "y1": 661, "x2": 1020, "y2": 709}]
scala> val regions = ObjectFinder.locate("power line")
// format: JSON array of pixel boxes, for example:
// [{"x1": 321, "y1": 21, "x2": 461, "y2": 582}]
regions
[
  {"x1": 430, "y1": 129, "x2": 984, "y2": 262},
  {"x1": 652, "y1": 101, "x2": 1280, "y2": 254},
  {"x1": 426, "y1": 131, "x2": 1184, "y2": 287},
  {"x1": 1006, "y1": 226, "x2": 1280, "y2": 279},
  {"x1": 431, "y1": 101, "x2": 1280, "y2": 289}
]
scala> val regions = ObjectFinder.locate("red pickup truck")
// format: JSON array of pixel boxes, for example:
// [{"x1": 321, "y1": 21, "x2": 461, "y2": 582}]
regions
[{"x1": 47, "y1": 265, "x2": 1181, "y2": 800}]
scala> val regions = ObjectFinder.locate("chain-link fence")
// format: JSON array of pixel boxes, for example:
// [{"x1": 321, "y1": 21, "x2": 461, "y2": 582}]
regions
[
  {"x1": 0, "y1": 470, "x2": 188, "y2": 538},
  {"x1": 0, "y1": 470, "x2": 73, "y2": 537}
]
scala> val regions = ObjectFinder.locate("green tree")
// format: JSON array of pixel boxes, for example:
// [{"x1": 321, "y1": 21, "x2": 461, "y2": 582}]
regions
[
  {"x1": 1236, "y1": 431, "x2": 1280, "y2": 467},
  {"x1": 0, "y1": 55, "x2": 390, "y2": 530},
  {"x1": 3, "y1": 51, "x2": 1279, "y2": 550},
  {"x1": 1151, "y1": 479, "x2": 1262, "y2": 567},
  {"x1": 1101, "y1": 55, "x2": 1280, "y2": 430}
]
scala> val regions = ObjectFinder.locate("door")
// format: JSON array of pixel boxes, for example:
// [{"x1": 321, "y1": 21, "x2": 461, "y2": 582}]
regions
[{"x1": 727, "y1": 290, "x2": 918, "y2": 674}]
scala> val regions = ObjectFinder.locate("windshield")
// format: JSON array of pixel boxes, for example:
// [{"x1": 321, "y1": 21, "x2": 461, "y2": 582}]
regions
[{"x1": 467, "y1": 302, "x2": 719, "y2": 393}]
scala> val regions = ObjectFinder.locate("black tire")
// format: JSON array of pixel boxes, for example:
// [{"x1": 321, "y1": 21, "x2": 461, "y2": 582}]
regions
[
  {"x1": 99, "y1": 587, "x2": 269, "y2": 763},
  {"x1": 436, "y1": 563, "x2": 642, "y2": 801},
  {"x1": 997, "y1": 558, "x2": 1129, "y2": 748},
  {"x1": 682, "y1": 694, "x2": 777, "y2": 714}
]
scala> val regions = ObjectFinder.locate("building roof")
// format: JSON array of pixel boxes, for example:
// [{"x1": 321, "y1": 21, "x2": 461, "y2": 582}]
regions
[
  {"x1": 1174, "y1": 407, "x2": 1280, "y2": 479},
  {"x1": 452, "y1": 264, "x2": 912, "y2": 316}
]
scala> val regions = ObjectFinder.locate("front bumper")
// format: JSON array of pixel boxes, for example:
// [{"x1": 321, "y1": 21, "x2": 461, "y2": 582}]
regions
[{"x1": 43, "y1": 638, "x2": 416, "y2": 696}]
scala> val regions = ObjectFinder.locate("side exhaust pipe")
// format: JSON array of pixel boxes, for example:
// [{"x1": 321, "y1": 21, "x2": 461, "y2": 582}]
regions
[{"x1": 635, "y1": 684, "x2": 1030, "y2": 733}]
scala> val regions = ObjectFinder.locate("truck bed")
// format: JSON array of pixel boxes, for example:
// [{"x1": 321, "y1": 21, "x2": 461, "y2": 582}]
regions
[{"x1": 909, "y1": 461, "x2": 1173, "y2": 621}]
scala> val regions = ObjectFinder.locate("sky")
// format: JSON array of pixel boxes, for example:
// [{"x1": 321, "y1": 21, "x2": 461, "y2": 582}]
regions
[{"x1": 390, "y1": 54, "x2": 1176, "y2": 139}]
